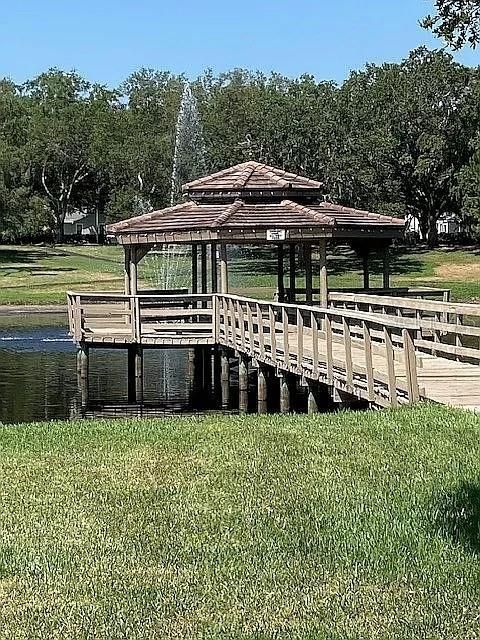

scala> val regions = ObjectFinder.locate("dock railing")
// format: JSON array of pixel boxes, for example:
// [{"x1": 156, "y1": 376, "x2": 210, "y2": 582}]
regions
[
  {"x1": 67, "y1": 292, "x2": 215, "y2": 344},
  {"x1": 328, "y1": 291, "x2": 480, "y2": 365},
  {"x1": 216, "y1": 293, "x2": 421, "y2": 407}
]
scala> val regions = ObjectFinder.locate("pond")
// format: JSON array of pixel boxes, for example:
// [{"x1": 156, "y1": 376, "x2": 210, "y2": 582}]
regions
[{"x1": 0, "y1": 313, "x2": 221, "y2": 424}]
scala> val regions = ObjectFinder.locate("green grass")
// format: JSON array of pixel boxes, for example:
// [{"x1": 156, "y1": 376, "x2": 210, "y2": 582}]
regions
[
  {"x1": 1, "y1": 243, "x2": 480, "y2": 305},
  {"x1": 1, "y1": 405, "x2": 480, "y2": 638}
]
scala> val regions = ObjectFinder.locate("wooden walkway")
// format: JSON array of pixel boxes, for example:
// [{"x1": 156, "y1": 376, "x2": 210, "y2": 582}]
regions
[{"x1": 67, "y1": 291, "x2": 480, "y2": 411}]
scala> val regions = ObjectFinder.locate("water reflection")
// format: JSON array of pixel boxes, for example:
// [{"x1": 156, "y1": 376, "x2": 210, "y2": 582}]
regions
[{"x1": 0, "y1": 314, "x2": 215, "y2": 424}]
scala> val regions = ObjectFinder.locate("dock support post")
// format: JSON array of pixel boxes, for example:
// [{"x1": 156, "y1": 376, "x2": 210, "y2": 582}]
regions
[
  {"x1": 257, "y1": 363, "x2": 268, "y2": 414},
  {"x1": 307, "y1": 380, "x2": 320, "y2": 414},
  {"x1": 127, "y1": 345, "x2": 143, "y2": 403},
  {"x1": 279, "y1": 372, "x2": 290, "y2": 414},
  {"x1": 77, "y1": 343, "x2": 89, "y2": 408},
  {"x1": 238, "y1": 353, "x2": 249, "y2": 414},
  {"x1": 220, "y1": 348, "x2": 230, "y2": 409}
]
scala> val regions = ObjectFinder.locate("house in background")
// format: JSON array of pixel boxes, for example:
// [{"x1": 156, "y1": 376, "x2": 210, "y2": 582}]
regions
[
  {"x1": 406, "y1": 213, "x2": 465, "y2": 239},
  {"x1": 63, "y1": 209, "x2": 106, "y2": 242}
]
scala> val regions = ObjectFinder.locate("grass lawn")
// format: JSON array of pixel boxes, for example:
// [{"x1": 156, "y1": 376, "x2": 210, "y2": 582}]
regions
[
  {"x1": 0, "y1": 405, "x2": 479, "y2": 638},
  {"x1": 1, "y1": 243, "x2": 480, "y2": 305}
]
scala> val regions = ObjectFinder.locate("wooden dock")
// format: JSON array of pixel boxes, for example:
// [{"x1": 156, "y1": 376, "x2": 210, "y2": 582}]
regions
[{"x1": 67, "y1": 291, "x2": 480, "y2": 412}]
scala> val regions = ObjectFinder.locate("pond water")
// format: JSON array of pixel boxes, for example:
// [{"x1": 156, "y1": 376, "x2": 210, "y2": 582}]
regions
[{"x1": 0, "y1": 313, "x2": 220, "y2": 424}]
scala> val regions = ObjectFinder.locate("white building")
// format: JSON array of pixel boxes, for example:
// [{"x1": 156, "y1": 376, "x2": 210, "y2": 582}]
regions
[
  {"x1": 63, "y1": 209, "x2": 105, "y2": 240},
  {"x1": 406, "y1": 213, "x2": 464, "y2": 238}
]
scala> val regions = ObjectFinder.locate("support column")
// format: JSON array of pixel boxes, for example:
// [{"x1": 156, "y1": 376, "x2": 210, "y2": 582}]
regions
[
  {"x1": 127, "y1": 345, "x2": 143, "y2": 403},
  {"x1": 220, "y1": 348, "x2": 230, "y2": 409},
  {"x1": 277, "y1": 244, "x2": 285, "y2": 302},
  {"x1": 130, "y1": 246, "x2": 138, "y2": 296},
  {"x1": 382, "y1": 244, "x2": 391, "y2": 289},
  {"x1": 304, "y1": 243, "x2": 313, "y2": 304},
  {"x1": 191, "y1": 244, "x2": 198, "y2": 294},
  {"x1": 211, "y1": 243, "x2": 218, "y2": 293},
  {"x1": 201, "y1": 244, "x2": 208, "y2": 294},
  {"x1": 307, "y1": 380, "x2": 320, "y2": 414},
  {"x1": 289, "y1": 244, "x2": 296, "y2": 303},
  {"x1": 124, "y1": 246, "x2": 131, "y2": 295},
  {"x1": 238, "y1": 353, "x2": 249, "y2": 414},
  {"x1": 362, "y1": 249, "x2": 370, "y2": 290},
  {"x1": 77, "y1": 343, "x2": 89, "y2": 409},
  {"x1": 279, "y1": 372, "x2": 290, "y2": 414},
  {"x1": 219, "y1": 243, "x2": 229, "y2": 293},
  {"x1": 319, "y1": 240, "x2": 328, "y2": 307},
  {"x1": 257, "y1": 363, "x2": 268, "y2": 414}
]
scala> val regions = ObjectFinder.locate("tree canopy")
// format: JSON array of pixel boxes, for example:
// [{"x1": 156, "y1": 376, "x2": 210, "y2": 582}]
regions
[
  {"x1": 0, "y1": 49, "x2": 479, "y2": 247},
  {"x1": 422, "y1": 0, "x2": 480, "y2": 49}
]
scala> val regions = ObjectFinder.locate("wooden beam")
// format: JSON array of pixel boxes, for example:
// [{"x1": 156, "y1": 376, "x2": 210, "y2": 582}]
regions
[
  {"x1": 201, "y1": 244, "x2": 208, "y2": 294},
  {"x1": 362, "y1": 250, "x2": 370, "y2": 290},
  {"x1": 319, "y1": 240, "x2": 328, "y2": 307},
  {"x1": 220, "y1": 348, "x2": 230, "y2": 409},
  {"x1": 304, "y1": 243, "x2": 313, "y2": 304},
  {"x1": 383, "y1": 244, "x2": 390, "y2": 289},
  {"x1": 211, "y1": 243, "x2": 218, "y2": 293},
  {"x1": 289, "y1": 244, "x2": 296, "y2": 303},
  {"x1": 219, "y1": 243, "x2": 229, "y2": 293},
  {"x1": 191, "y1": 244, "x2": 198, "y2": 294},
  {"x1": 124, "y1": 246, "x2": 131, "y2": 295},
  {"x1": 130, "y1": 246, "x2": 138, "y2": 296},
  {"x1": 277, "y1": 244, "x2": 285, "y2": 302}
]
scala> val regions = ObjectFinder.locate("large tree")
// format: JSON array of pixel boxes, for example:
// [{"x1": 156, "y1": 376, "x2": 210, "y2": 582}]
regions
[{"x1": 422, "y1": 0, "x2": 480, "y2": 49}]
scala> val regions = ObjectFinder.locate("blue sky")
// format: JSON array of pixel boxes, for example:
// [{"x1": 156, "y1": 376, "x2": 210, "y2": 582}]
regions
[{"x1": 1, "y1": 0, "x2": 478, "y2": 86}]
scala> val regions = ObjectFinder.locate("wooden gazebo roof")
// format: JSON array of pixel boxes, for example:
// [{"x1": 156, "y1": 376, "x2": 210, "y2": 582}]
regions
[{"x1": 107, "y1": 162, "x2": 404, "y2": 245}]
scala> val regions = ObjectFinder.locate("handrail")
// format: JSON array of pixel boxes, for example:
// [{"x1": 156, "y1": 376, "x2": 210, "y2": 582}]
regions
[{"x1": 215, "y1": 293, "x2": 421, "y2": 405}]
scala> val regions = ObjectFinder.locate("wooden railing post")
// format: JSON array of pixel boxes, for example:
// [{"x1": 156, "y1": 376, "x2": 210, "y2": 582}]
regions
[
  {"x1": 343, "y1": 317, "x2": 353, "y2": 389},
  {"x1": 384, "y1": 327, "x2": 398, "y2": 407},
  {"x1": 269, "y1": 305, "x2": 277, "y2": 362},
  {"x1": 325, "y1": 314, "x2": 333, "y2": 385},
  {"x1": 362, "y1": 320, "x2": 374, "y2": 402},
  {"x1": 282, "y1": 307, "x2": 290, "y2": 367},
  {"x1": 403, "y1": 328, "x2": 420, "y2": 403},
  {"x1": 311, "y1": 311, "x2": 319, "y2": 377},
  {"x1": 296, "y1": 308, "x2": 304, "y2": 368},
  {"x1": 256, "y1": 303, "x2": 265, "y2": 359}
]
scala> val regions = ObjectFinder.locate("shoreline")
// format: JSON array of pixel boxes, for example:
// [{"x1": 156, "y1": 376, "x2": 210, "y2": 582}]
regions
[{"x1": 0, "y1": 304, "x2": 67, "y2": 316}]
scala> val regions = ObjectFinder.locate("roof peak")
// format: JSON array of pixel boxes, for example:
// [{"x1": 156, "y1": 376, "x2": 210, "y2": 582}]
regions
[{"x1": 183, "y1": 161, "x2": 323, "y2": 193}]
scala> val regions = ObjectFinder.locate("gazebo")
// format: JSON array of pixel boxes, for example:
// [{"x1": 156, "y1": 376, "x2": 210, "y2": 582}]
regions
[{"x1": 107, "y1": 161, "x2": 404, "y2": 304}]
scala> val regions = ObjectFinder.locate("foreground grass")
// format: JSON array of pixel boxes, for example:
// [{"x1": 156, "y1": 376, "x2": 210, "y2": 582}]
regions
[
  {"x1": 1, "y1": 405, "x2": 480, "y2": 638},
  {"x1": 1, "y1": 244, "x2": 480, "y2": 304}
]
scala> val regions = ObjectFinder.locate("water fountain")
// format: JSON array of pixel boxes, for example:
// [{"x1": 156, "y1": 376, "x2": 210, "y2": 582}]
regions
[{"x1": 142, "y1": 83, "x2": 206, "y2": 293}]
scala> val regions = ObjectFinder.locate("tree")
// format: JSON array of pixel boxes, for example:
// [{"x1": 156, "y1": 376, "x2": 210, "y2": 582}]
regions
[
  {"x1": 24, "y1": 69, "x2": 115, "y2": 242},
  {"x1": 422, "y1": 0, "x2": 480, "y2": 49}
]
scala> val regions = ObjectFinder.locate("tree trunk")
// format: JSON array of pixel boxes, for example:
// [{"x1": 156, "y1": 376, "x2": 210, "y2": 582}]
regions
[{"x1": 427, "y1": 211, "x2": 439, "y2": 248}]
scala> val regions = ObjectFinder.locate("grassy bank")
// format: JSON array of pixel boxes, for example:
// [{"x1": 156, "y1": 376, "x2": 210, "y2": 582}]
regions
[
  {"x1": 1, "y1": 243, "x2": 480, "y2": 305},
  {"x1": 1, "y1": 405, "x2": 480, "y2": 638}
]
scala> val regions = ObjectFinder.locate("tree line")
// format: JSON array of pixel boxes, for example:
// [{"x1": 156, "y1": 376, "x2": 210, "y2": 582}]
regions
[{"x1": 0, "y1": 47, "x2": 479, "y2": 247}]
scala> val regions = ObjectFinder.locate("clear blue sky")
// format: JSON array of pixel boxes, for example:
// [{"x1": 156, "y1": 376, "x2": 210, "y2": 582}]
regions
[{"x1": 1, "y1": 0, "x2": 478, "y2": 86}]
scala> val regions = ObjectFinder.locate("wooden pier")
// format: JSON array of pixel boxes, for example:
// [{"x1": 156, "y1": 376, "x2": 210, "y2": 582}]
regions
[{"x1": 67, "y1": 290, "x2": 480, "y2": 413}]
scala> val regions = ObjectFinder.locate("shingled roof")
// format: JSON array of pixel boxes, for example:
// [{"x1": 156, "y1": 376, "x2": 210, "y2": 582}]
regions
[
  {"x1": 183, "y1": 161, "x2": 323, "y2": 197},
  {"x1": 107, "y1": 197, "x2": 404, "y2": 245}
]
